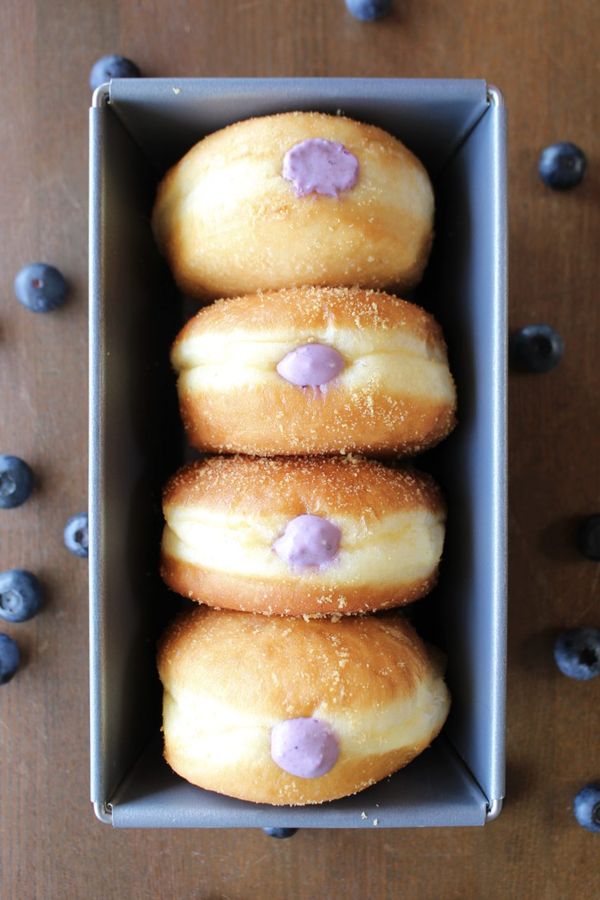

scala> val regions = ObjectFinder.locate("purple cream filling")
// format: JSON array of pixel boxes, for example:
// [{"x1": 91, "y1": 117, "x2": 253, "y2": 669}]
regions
[
  {"x1": 276, "y1": 343, "x2": 345, "y2": 388},
  {"x1": 282, "y1": 138, "x2": 359, "y2": 198},
  {"x1": 271, "y1": 717, "x2": 340, "y2": 779},
  {"x1": 272, "y1": 514, "x2": 341, "y2": 570}
]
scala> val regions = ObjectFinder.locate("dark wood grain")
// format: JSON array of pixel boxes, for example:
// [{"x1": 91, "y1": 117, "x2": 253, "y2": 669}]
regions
[{"x1": 0, "y1": 1, "x2": 599, "y2": 897}]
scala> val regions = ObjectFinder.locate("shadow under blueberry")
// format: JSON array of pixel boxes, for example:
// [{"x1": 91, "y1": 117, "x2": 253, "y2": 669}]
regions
[
  {"x1": 538, "y1": 515, "x2": 585, "y2": 564},
  {"x1": 515, "y1": 628, "x2": 558, "y2": 677}
]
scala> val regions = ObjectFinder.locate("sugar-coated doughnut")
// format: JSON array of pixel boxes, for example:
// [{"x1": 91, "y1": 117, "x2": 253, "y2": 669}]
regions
[
  {"x1": 152, "y1": 111, "x2": 434, "y2": 298},
  {"x1": 161, "y1": 456, "x2": 446, "y2": 617},
  {"x1": 171, "y1": 286, "x2": 456, "y2": 456},
  {"x1": 158, "y1": 607, "x2": 451, "y2": 805}
]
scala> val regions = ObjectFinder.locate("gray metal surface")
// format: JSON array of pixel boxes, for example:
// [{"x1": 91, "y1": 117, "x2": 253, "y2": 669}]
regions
[
  {"x1": 110, "y1": 737, "x2": 487, "y2": 829},
  {"x1": 108, "y1": 77, "x2": 489, "y2": 175},
  {"x1": 89, "y1": 77, "x2": 506, "y2": 827},
  {"x1": 423, "y1": 89, "x2": 507, "y2": 806},
  {"x1": 89, "y1": 103, "x2": 182, "y2": 807}
]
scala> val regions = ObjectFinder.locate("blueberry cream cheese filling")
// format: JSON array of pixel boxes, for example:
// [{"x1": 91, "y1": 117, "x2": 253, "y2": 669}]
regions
[
  {"x1": 272, "y1": 514, "x2": 342, "y2": 570},
  {"x1": 282, "y1": 138, "x2": 360, "y2": 198},
  {"x1": 271, "y1": 718, "x2": 340, "y2": 778},
  {"x1": 276, "y1": 343, "x2": 345, "y2": 389}
]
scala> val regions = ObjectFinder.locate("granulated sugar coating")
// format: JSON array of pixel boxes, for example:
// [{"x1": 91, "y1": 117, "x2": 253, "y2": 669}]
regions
[{"x1": 162, "y1": 454, "x2": 445, "y2": 519}]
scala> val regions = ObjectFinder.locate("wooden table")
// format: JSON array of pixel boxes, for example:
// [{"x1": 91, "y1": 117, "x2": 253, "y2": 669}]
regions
[{"x1": 1, "y1": 1, "x2": 599, "y2": 897}]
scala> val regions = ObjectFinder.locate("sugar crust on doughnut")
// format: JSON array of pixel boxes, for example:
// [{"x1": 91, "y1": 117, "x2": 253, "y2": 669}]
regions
[
  {"x1": 161, "y1": 455, "x2": 446, "y2": 617},
  {"x1": 152, "y1": 111, "x2": 434, "y2": 299},
  {"x1": 172, "y1": 286, "x2": 457, "y2": 456},
  {"x1": 158, "y1": 607, "x2": 451, "y2": 805}
]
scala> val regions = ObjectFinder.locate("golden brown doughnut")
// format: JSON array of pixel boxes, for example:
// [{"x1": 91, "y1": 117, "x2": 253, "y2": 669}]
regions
[
  {"x1": 158, "y1": 607, "x2": 451, "y2": 805},
  {"x1": 171, "y1": 286, "x2": 456, "y2": 456},
  {"x1": 152, "y1": 111, "x2": 434, "y2": 298},
  {"x1": 161, "y1": 455, "x2": 446, "y2": 617}
]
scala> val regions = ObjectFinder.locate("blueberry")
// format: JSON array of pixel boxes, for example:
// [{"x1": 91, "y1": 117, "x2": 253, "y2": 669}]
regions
[
  {"x1": 64, "y1": 513, "x2": 89, "y2": 558},
  {"x1": 89, "y1": 55, "x2": 141, "y2": 91},
  {"x1": 345, "y1": 0, "x2": 393, "y2": 21},
  {"x1": 578, "y1": 515, "x2": 600, "y2": 561},
  {"x1": 14, "y1": 263, "x2": 67, "y2": 313},
  {"x1": 0, "y1": 570, "x2": 42, "y2": 623},
  {"x1": 554, "y1": 628, "x2": 600, "y2": 680},
  {"x1": 538, "y1": 142, "x2": 587, "y2": 190},
  {"x1": 0, "y1": 455, "x2": 34, "y2": 509},
  {"x1": 262, "y1": 827, "x2": 298, "y2": 839},
  {"x1": 0, "y1": 633, "x2": 20, "y2": 685},
  {"x1": 574, "y1": 783, "x2": 600, "y2": 833},
  {"x1": 511, "y1": 324, "x2": 563, "y2": 373}
]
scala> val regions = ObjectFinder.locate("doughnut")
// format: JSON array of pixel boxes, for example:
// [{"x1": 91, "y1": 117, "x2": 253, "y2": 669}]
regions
[
  {"x1": 171, "y1": 286, "x2": 457, "y2": 456},
  {"x1": 157, "y1": 607, "x2": 451, "y2": 805},
  {"x1": 161, "y1": 455, "x2": 446, "y2": 617},
  {"x1": 152, "y1": 111, "x2": 434, "y2": 298}
]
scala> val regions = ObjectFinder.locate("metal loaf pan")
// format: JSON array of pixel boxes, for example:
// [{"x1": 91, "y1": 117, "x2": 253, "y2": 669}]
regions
[{"x1": 89, "y1": 78, "x2": 507, "y2": 828}]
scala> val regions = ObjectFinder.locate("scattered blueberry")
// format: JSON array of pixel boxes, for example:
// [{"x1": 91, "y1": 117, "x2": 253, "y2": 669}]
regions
[
  {"x1": 578, "y1": 515, "x2": 600, "y2": 561},
  {"x1": 0, "y1": 455, "x2": 34, "y2": 509},
  {"x1": 89, "y1": 55, "x2": 141, "y2": 91},
  {"x1": 554, "y1": 628, "x2": 600, "y2": 680},
  {"x1": 64, "y1": 513, "x2": 89, "y2": 558},
  {"x1": 0, "y1": 633, "x2": 20, "y2": 685},
  {"x1": 0, "y1": 570, "x2": 42, "y2": 623},
  {"x1": 511, "y1": 324, "x2": 563, "y2": 373},
  {"x1": 345, "y1": 0, "x2": 393, "y2": 21},
  {"x1": 538, "y1": 142, "x2": 587, "y2": 190},
  {"x1": 262, "y1": 827, "x2": 298, "y2": 839},
  {"x1": 573, "y1": 783, "x2": 600, "y2": 833},
  {"x1": 14, "y1": 263, "x2": 67, "y2": 313}
]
